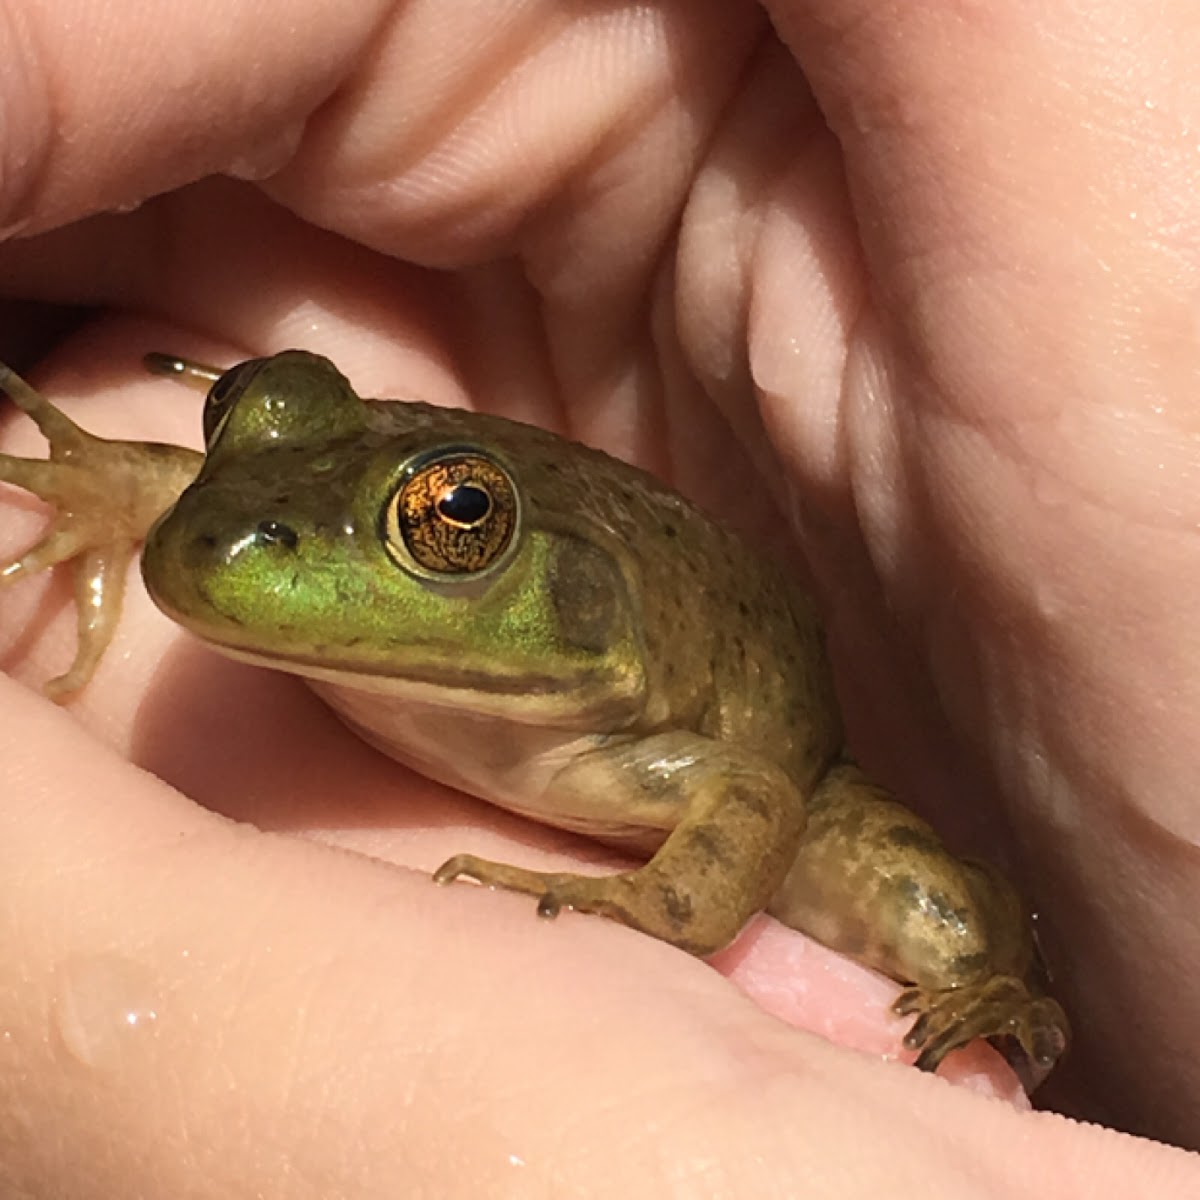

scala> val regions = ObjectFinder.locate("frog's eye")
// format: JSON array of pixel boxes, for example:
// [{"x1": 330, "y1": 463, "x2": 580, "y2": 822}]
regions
[
  {"x1": 203, "y1": 358, "x2": 265, "y2": 445},
  {"x1": 384, "y1": 450, "x2": 519, "y2": 577}
]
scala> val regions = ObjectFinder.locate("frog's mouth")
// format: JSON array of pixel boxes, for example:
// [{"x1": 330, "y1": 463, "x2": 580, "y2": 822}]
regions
[{"x1": 201, "y1": 637, "x2": 647, "y2": 732}]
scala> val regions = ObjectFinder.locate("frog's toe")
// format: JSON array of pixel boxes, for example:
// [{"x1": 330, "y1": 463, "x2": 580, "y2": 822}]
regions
[
  {"x1": 0, "y1": 522, "x2": 88, "y2": 585},
  {"x1": 0, "y1": 364, "x2": 203, "y2": 697},
  {"x1": 432, "y1": 853, "x2": 589, "y2": 920},
  {"x1": 894, "y1": 975, "x2": 1070, "y2": 1079},
  {"x1": 432, "y1": 853, "x2": 708, "y2": 945}
]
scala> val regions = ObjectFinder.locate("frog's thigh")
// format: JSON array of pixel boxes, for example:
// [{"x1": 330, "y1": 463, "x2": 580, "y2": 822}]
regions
[
  {"x1": 435, "y1": 732, "x2": 807, "y2": 956},
  {"x1": 772, "y1": 764, "x2": 1070, "y2": 1075},
  {"x1": 768, "y1": 763, "x2": 1027, "y2": 989}
]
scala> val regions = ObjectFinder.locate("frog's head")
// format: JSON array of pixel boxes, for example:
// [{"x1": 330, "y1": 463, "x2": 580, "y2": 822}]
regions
[{"x1": 142, "y1": 351, "x2": 645, "y2": 728}]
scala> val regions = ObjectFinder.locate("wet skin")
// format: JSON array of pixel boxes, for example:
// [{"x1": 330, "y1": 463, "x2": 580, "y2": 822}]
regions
[{"x1": 0, "y1": 351, "x2": 1068, "y2": 1079}]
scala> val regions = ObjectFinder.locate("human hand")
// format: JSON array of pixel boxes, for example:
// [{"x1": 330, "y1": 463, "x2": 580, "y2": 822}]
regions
[{"x1": 0, "y1": 1, "x2": 1197, "y2": 1195}]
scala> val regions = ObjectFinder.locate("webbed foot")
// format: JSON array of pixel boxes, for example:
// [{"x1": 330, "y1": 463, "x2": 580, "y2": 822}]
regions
[
  {"x1": 0, "y1": 363, "x2": 202, "y2": 697},
  {"x1": 894, "y1": 974, "x2": 1069, "y2": 1084}
]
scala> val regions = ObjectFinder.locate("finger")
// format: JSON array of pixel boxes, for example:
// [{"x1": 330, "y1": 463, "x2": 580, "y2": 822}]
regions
[
  {"x1": 756, "y1": 0, "x2": 1200, "y2": 1146},
  {"x1": 4, "y1": 0, "x2": 763, "y2": 276},
  {"x1": 0, "y1": 0, "x2": 384, "y2": 236},
  {"x1": 2, "y1": 674, "x2": 1191, "y2": 1197}
]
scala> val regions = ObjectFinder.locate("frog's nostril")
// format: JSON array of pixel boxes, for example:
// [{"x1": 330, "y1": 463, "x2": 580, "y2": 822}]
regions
[{"x1": 255, "y1": 519, "x2": 299, "y2": 550}]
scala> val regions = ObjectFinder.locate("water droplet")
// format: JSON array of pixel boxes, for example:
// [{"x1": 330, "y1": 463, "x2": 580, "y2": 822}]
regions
[
  {"x1": 108, "y1": 196, "x2": 147, "y2": 215},
  {"x1": 53, "y1": 955, "x2": 162, "y2": 1071},
  {"x1": 1032, "y1": 578, "x2": 1066, "y2": 622},
  {"x1": 224, "y1": 122, "x2": 306, "y2": 182}
]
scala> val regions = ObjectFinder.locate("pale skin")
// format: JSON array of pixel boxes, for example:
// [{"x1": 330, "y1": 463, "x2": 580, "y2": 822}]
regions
[{"x1": 0, "y1": 0, "x2": 1197, "y2": 1195}]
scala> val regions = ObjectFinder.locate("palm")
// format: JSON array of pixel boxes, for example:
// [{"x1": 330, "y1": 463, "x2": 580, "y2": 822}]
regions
[{"x1": 0, "y1": 2, "x2": 1196, "y2": 1192}]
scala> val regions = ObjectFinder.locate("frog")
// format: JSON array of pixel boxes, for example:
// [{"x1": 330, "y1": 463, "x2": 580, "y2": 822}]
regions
[{"x1": 0, "y1": 349, "x2": 1069, "y2": 1081}]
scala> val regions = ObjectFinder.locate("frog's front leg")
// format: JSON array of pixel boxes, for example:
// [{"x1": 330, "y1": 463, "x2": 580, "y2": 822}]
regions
[
  {"x1": 0, "y1": 364, "x2": 202, "y2": 697},
  {"x1": 435, "y1": 731, "x2": 808, "y2": 956},
  {"x1": 770, "y1": 762, "x2": 1069, "y2": 1080}
]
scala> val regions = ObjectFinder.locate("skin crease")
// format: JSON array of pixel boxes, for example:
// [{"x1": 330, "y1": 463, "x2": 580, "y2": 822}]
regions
[{"x1": 0, "y1": 0, "x2": 1197, "y2": 1193}]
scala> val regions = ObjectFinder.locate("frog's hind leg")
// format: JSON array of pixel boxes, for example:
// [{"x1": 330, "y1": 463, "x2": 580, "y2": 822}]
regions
[
  {"x1": 0, "y1": 363, "x2": 201, "y2": 698},
  {"x1": 0, "y1": 362, "x2": 97, "y2": 452},
  {"x1": 434, "y1": 731, "x2": 808, "y2": 957},
  {"x1": 0, "y1": 468, "x2": 137, "y2": 698},
  {"x1": 0, "y1": 439, "x2": 136, "y2": 700},
  {"x1": 769, "y1": 761, "x2": 1070, "y2": 1082},
  {"x1": 12, "y1": 539, "x2": 139, "y2": 700}
]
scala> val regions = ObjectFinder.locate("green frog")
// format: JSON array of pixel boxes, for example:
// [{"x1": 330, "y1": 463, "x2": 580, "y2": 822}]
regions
[{"x1": 0, "y1": 350, "x2": 1068, "y2": 1080}]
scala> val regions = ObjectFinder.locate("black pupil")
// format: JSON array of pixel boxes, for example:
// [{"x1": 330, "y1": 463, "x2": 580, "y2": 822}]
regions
[{"x1": 437, "y1": 483, "x2": 491, "y2": 525}]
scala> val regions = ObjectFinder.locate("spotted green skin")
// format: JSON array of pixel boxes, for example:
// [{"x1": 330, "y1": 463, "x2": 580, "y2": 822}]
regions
[
  {"x1": 146, "y1": 356, "x2": 835, "y2": 769},
  {"x1": 0, "y1": 350, "x2": 1069, "y2": 1078}
]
